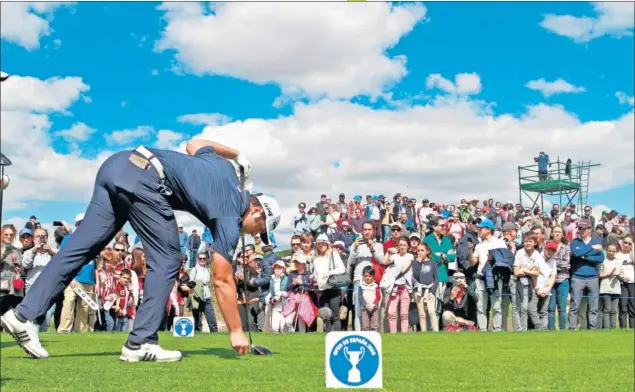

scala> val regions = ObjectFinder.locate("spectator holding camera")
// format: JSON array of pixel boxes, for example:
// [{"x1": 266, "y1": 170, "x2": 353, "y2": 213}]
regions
[
  {"x1": 1, "y1": 225, "x2": 24, "y2": 301},
  {"x1": 21, "y1": 228, "x2": 56, "y2": 332}
]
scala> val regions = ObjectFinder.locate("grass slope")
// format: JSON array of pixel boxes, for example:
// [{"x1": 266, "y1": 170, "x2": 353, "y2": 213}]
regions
[{"x1": 1, "y1": 331, "x2": 633, "y2": 392}]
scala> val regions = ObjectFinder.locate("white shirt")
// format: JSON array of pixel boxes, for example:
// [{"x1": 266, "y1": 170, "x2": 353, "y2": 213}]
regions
[
  {"x1": 535, "y1": 257, "x2": 556, "y2": 292},
  {"x1": 369, "y1": 205, "x2": 380, "y2": 220},
  {"x1": 21, "y1": 248, "x2": 53, "y2": 289},
  {"x1": 618, "y1": 252, "x2": 634, "y2": 283},
  {"x1": 348, "y1": 242, "x2": 385, "y2": 283},
  {"x1": 313, "y1": 250, "x2": 345, "y2": 291},
  {"x1": 600, "y1": 256, "x2": 623, "y2": 295},
  {"x1": 513, "y1": 248, "x2": 544, "y2": 282},
  {"x1": 474, "y1": 237, "x2": 507, "y2": 276},
  {"x1": 190, "y1": 264, "x2": 212, "y2": 300}
]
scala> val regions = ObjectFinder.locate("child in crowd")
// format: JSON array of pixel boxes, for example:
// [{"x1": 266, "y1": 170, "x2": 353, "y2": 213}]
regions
[
  {"x1": 265, "y1": 260, "x2": 288, "y2": 333},
  {"x1": 529, "y1": 240, "x2": 557, "y2": 330},
  {"x1": 97, "y1": 250, "x2": 118, "y2": 332},
  {"x1": 113, "y1": 269, "x2": 135, "y2": 332},
  {"x1": 511, "y1": 233, "x2": 541, "y2": 332},
  {"x1": 283, "y1": 254, "x2": 313, "y2": 333},
  {"x1": 599, "y1": 242, "x2": 623, "y2": 329},
  {"x1": 381, "y1": 236, "x2": 413, "y2": 333},
  {"x1": 358, "y1": 266, "x2": 381, "y2": 331},
  {"x1": 412, "y1": 243, "x2": 439, "y2": 332}
]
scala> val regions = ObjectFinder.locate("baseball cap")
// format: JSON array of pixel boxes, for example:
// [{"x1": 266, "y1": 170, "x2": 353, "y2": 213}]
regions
[
  {"x1": 477, "y1": 219, "x2": 495, "y2": 230},
  {"x1": 333, "y1": 240, "x2": 345, "y2": 248},
  {"x1": 29, "y1": 215, "x2": 37, "y2": 220},
  {"x1": 545, "y1": 241, "x2": 558, "y2": 252},
  {"x1": 255, "y1": 194, "x2": 281, "y2": 245},
  {"x1": 75, "y1": 213, "x2": 85, "y2": 223},
  {"x1": 19, "y1": 228, "x2": 33, "y2": 237},
  {"x1": 292, "y1": 253, "x2": 307, "y2": 264},
  {"x1": 273, "y1": 260, "x2": 286, "y2": 269},
  {"x1": 341, "y1": 220, "x2": 350, "y2": 226},
  {"x1": 576, "y1": 219, "x2": 592, "y2": 229},
  {"x1": 354, "y1": 195, "x2": 362, "y2": 201},
  {"x1": 502, "y1": 222, "x2": 518, "y2": 232},
  {"x1": 316, "y1": 234, "x2": 329, "y2": 243},
  {"x1": 391, "y1": 222, "x2": 402, "y2": 229},
  {"x1": 339, "y1": 193, "x2": 345, "y2": 197},
  {"x1": 409, "y1": 233, "x2": 421, "y2": 240}
]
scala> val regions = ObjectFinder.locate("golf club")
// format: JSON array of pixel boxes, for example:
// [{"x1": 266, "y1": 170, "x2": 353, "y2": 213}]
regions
[{"x1": 240, "y1": 168, "x2": 273, "y2": 356}]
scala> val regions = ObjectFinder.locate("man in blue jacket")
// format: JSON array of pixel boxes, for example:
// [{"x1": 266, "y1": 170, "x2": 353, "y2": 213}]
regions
[{"x1": 568, "y1": 219, "x2": 605, "y2": 330}]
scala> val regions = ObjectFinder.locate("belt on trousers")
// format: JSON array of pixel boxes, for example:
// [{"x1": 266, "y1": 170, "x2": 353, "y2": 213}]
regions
[{"x1": 134, "y1": 145, "x2": 165, "y2": 181}]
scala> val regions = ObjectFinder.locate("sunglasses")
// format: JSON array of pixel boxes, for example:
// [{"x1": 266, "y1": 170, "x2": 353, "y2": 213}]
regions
[
  {"x1": 198, "y1": 257, "x2": 207, "y2": 260},
  {"x1": 391, "y1": 228, "x2": 401, "y2": 232},
  {"x1": 114, "y1": 248, "x2": 125, "y2": 252},
  {"x1": 291, "y1": 243, "x2": 301, "y2": 247}
]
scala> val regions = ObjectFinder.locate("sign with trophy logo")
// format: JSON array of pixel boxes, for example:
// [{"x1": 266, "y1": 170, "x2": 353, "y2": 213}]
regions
[
  {"x1": 173, "y1": 317, "x2": 195, "y2": 338},
  {"x1": 325, "y1": 331, "x2": 382, "y2": 389}
]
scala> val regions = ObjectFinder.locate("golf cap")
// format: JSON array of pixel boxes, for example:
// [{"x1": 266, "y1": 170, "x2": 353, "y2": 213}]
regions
[
  {"x1": 316, "y1": 234, "x2": 329, "y2": 243},
  {"x1": 255, "y1": 194, "x2": 281, "y2": 245},
  {"x1": 341, "y1": 220, "x2": 350, "y2": 227},
  {"x1": 453, "y1": 272, "x2": 466, "y2": 280},
  {"x1": 333, "y1": 240, "x2": 345, "y2": 248},
  {"x1": 545, "y1": 241, "x2": 558, "y2": 252},
  {"x1": 409, "y1": 233, "x2": 421, "y2": 240},
  {"x1": 273, "y1": 260, "x2": 285, "y2": 269},
  {"x1": 19, "y1": 228, "x2": 33, "y2": 237},
  {"x1": 502, "y1": 222, "x2": 518, "y2": 232},
  {"x1": 477, "y1": 219, "x2": 495, "y2": 230},
  {"x1": 292, "y1": 253, "x2": 307, "y2": 264},
  {"x1": 576, "y1": 219, "x2": 592, "y2": 229},
  {"x1": 75, "y1": 213, "x2": 85, "y2": 223},
  {"x1": 391, "y1": 222, "x2": 402, "y2": 229}
]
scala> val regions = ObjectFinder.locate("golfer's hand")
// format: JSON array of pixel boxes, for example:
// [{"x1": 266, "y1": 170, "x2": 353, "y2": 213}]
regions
[
  {"x1": 230, "y1": 330, "x2": 250, "y2": 356},
  {"x1": 233, "y1": 153, "x2": 252, "y2": 182}
]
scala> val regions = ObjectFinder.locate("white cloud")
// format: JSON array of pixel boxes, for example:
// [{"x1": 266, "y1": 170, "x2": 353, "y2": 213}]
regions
[
  {"x1": 105, "y1": 126, "x2": 155, "y2": 145},
  {"x1": 177, "y1": 113, "x2": 231, "y2": 126},
  {"x1": 0, "y1": 74, "x2": 111, "y2": 211},
  {"x1": 164, "y1": 98, "x2": 633, "y2": 245},
  {"x1": 0, "y1": 74, "x2": 89, "y2": 113},
  {"x1": 426, "y1": 72, "x2": 482, "y2": 95},
  {"x1": 616, "y1": 91, "x2": 635, "y2": 106},
  {"x1": 0, "y1": 2, "x2": 71, "y2": 50},
  {"x1": 155, "y1": 2, "x2": 427, "y2": 100},
  {"x1": 155, "y1": 129, "x2": 185, "y2": 149},
  {"x1": 540, "y1": 3, "x2": 634, "y2": 43},
  {"x1": 525, "y1": 78, "x2": 586, "y2": 98},
  {"x1": 55, "y1": 122, "x2": 96, "y2": 142}
]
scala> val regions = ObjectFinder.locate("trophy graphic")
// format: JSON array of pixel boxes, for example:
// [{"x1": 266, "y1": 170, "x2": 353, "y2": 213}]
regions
[
  {"x1": 343, "y1": 346, "x2": 365, "y2": 383},
  {"x1": 178, "y1": 320, "x2": 188, "y2": 336}
]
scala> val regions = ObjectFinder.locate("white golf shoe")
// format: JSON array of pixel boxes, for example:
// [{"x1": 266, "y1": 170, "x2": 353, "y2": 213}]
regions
[
  {"x1": 0, "y1": 309, "x2": 49, "y2": 359},
  {"x1": 120, "y1": 343, "x2": 182, "y2": 363}
]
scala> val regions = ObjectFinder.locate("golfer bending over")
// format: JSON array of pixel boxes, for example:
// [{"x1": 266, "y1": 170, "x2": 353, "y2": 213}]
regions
[{"x1": 1, "y1": 139, "x2": 281, "y2": 362}]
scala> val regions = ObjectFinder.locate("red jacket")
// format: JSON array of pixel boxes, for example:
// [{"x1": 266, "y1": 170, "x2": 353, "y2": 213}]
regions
[{"x1": 114, "y1": 282, "x2": 135, "y2": 318}]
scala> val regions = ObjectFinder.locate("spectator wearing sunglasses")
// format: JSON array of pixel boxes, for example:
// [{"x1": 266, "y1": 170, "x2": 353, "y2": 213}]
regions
[
  {"x1": 618, "y1": 236, "x2": 634, "y2": 329},
  {"x1": 189, "y1": 252, "x2": 218, "y2": 333}
]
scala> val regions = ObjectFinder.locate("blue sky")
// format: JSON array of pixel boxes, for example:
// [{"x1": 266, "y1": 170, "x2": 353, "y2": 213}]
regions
[{"x1": 1, "y1": 2, "x2": 633, "y2": 240}]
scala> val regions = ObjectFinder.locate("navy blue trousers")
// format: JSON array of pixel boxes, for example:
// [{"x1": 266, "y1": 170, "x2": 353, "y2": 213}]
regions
[{"x1": 17, "y1": 151, "x2": 182, "y2": 345}]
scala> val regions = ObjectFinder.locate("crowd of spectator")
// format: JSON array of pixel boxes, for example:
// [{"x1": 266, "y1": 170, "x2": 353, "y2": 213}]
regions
[{"x1": 1, "y1": 191, "x2": 634, "y2": 335}]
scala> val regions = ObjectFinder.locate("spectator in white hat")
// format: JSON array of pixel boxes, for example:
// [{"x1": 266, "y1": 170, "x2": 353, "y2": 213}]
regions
[
  {"x1": 264, "y1": 260, "x2": 288, "y2": 333},
  {"x1": 313, "y1": 234, "x2": 345, "y2": 332}
]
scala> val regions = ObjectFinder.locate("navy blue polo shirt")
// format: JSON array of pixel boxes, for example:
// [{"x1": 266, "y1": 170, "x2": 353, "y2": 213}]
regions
[{"x1": 150, "y1": 146, "x2": 248, "y2": 263}]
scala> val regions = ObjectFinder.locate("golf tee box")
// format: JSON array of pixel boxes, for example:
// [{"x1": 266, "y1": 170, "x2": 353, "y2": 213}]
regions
[
  {"x1": 172, "y1": 317, "x2": 195, "y2": 337},
  {"x1": 325, "y1": 331, "x2": 383, "y2": 389}
]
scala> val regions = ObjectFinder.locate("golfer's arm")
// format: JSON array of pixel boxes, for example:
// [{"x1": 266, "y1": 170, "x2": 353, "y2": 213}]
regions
[
  {"x1": 186, "y1": 139, "x2": 239, "y2": 160},
  {"x1": 212, "y1": 253, "x2": 242, "y2": 333}
]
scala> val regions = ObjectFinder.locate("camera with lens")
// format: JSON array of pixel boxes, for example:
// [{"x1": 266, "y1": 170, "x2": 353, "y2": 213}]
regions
[
  {"x1": 186, "y1": 280, "x2": 197, "y2": 289},
  {"x1": 37, "y1": 235, "x2": 46, "y2": 245}
]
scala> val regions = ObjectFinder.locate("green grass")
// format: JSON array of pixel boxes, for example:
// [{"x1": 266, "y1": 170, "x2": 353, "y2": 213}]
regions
[{"x1": 1, "y1": 331, "x2": 633, "y2": 392}]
